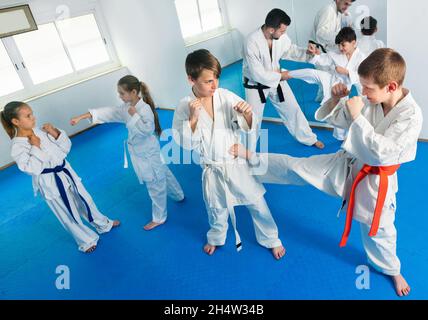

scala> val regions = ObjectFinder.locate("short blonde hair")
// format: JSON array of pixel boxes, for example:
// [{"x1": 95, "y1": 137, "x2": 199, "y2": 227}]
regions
[{"x1": 358, "y1": 48, "x2": 406, "y2": 87}]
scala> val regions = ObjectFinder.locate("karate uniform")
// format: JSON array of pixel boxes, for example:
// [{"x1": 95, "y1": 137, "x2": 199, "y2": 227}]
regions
[
  {"x1": 290, "y1": 48, "x2": 367, "y2": 140},
  {"x1": 11, "y1": 128, "x2": 114, "y2": 252},
  {"x1": 89, "y1": 99, "x2": 184, "y2": 224},
  {"x1": 173, "y1": 88, "x2": 282, "y2": 249},
  {"x1": 312, "y1": 1, "x2": 352, "y2": 52},
  {"x1": 250, "y1": 91, "x2": 423, "y2": 275},
  {"x1": 358, "y1": 35, "x2": 385, "y2": 56},
  {"x1": 243, "y1": 27, "x2": 318, "y2": 149}
]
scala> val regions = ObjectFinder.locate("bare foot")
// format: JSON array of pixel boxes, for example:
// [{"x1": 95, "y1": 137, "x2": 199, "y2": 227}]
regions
[
  {"x1": 313, "y1": 140, "x2": 325, "y2": 149},
  {"x1": 204, "y1": 243, "x2": 216, "y2": 255},
  {"x1": 85, "y1": 245, "x2": 97, "y2": 253},
  {"x1": 271, "y1": 246, "x2": 286, "y2": 260},
  {"x1": 392, "y1": 274, "x2": 411, "y2": 297},
  {"x1": 112, "y1": 220, "x2": 121, "y2": 228},
  {"x1": 143, "y1": 221, "x2": 164, "y2": 231}
]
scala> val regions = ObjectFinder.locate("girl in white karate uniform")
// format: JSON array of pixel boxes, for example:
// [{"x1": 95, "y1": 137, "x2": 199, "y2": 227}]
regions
[
  {"x1": 1, "y1": 102, "x2": 120, "y2": 253},
  {"x1": 71, "y1": 75, "x2": 184, "y2": 231},
  {"x1": 291, "y1": 27, "x2": 367, "y2": 140}
]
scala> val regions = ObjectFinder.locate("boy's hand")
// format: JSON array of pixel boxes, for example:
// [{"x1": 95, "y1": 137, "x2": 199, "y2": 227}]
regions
[
  {"x1": 233, "y1": 101, "x2": 252, "y2": 116},
  {"x1": 331, "y1": 83, "x2": 350, "y2": 101},
  {"x1": 346, "y1": 96, "x2": 365, "y2": 120},
  {"x1": 70, "y1": 116, "x2": 81, "y2": 126},
  {"x1": 189, "y1": 99, "x2": 203, "y2": 121},
  {"x1": 128, "y1": 105, "x2": 137, "y2": 116},
  {"x1": 336, "y1": 66, "x2": 349, "y2": 75},
  {"x1": 229, "y1": 144, "x2": 252, "y2": 160},
  {"x1": 28, "y1": 134, "x2": 41, "y2": 148},
  {"x1": 280, "y1": 70, "x2": 292, "y2": 81},
  {"x1": 42, "y1": 123, "x2": 60, "y2": 139},
  {"x1": 307, "y1": 43, "x2": 320, "y2": 55}
]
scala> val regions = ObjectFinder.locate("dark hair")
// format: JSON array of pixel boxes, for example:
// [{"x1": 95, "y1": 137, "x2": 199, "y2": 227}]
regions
[
  {"x1": 358, "y1": 48, "x2": 406, "y2": 87},
  {"x1": 1, "y1": 101, "x2": 26, "y2": 139},
  {"x1": 118, "y1": 75, "x2": 162, "y2": 136},
  {"x1": 360, "y1": 16, "x2": 378, "y2": 36},
  {"x1": 265, "y1": 8, "x2": 291, "y2": 29},
  {"x1": 335, "y1": 27, "x2": 357, "y2": 44},
  {"x1": 185, "y1": 49, "x2": 222, "y2": 80}
]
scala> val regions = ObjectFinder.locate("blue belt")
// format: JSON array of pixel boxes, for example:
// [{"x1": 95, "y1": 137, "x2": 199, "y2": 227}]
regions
[{"x1": 41, "y1": 160, "x2": 93, "y2": 223}]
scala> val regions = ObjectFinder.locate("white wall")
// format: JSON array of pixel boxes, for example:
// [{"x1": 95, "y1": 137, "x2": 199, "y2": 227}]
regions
[
  {"x1": 0, "y1": 68, "x2": 130, "y2": 167},
  {"x1": 388, "y1": 0, "x2": 427, "y2": 139},
  {"x1": 99, "y1": 0, "x2": 190, "y2": 109},
  {"x1": 185, "y1": 29, "x2": 243, "y2": 67}
]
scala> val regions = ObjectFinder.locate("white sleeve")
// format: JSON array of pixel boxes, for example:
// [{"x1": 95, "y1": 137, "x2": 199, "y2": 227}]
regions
[
  {"x1": 282, "y1": 43, "x2": 309, "y2": 62},
  {"x1": 89, "y1": 106, "x2": 125, "y2": 124},
  {"x1": 226, "y1": 90, "x2": 258, "y2": 133},
  {"x1": 11, "y1": 143, "x2": 49, "y2": 175},
  {"x1": 126, "y1": 105, "x2": 155, "y2": 138},
  {"x1": 244, "y1": 39, "x2": 282, "y2": 87},
  {"x1": 343, "y1": 110, "x2": 423, "y2": 165},
  {"x1": 172, "y1": 99, "x2": 202, "y2": 151},
  {"x1": 315, "y1": 98, "x2": 353, "y2": 129},
  {"x1": 310, "y1": 52, "x2": 335, "y2": 70},
  {"x1": 315, "y1": 8, "x2": 337, "y2": 48},
  {"x1": 47, "y1": 129, "x2": 71, "y2": 155},
  {"x1": 348, "y1": 64, "x2": 360, "y2": 85}
]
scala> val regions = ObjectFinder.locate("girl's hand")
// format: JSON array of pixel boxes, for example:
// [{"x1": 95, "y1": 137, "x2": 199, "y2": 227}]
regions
[
  {"x1": 70, "y1": 117, "x2": 81, "y2": 126},
  {"x1": 42, "y1": 123, "x2": 60, "y2": 139},
  {"x1": 336, "y1": 66, "x2": 349, "y2": 75},
  {"x1": 28, "y1": 134, "x2": 41, "y2": 148},
  {"x1": 128, "y1": 105, "x2": 137, "y2": 116}
]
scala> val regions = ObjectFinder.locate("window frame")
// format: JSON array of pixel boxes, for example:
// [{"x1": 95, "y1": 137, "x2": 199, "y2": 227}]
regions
[
  {"x1": 0, "y1": 3, "x2": 120, "y2": 106},
  {"x1": 175, "y1": 0, "x2": 230, "y2": 47}
]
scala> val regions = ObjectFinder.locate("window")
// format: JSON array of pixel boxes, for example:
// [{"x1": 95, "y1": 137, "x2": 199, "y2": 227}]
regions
[
  {"x1": 56, "y1": 14, "x2": 110, "y2": 71},
  {"x1": 175, "y1": 0, "x2": 226, "y2": 45},
  {"x1": 0, "y1": 9, "x2": 119, "y2": 103},
  {"x1": 14, "y1": 23, "x2": 74, "y2": 84},
  {"x1": 0, "y1": 41, "x2": 24, "y2": 97}
]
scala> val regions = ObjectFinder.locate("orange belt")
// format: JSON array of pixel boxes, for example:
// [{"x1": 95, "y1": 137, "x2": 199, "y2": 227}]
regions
[{"x1": 339, "y1": 164, "x2": 400, "y2": 247}]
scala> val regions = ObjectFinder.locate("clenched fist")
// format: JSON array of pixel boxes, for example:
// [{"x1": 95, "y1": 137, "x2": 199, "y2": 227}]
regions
[
  {"x1": 28, "y1": 134, "x2": 41, "y2": 148},
  {"x1": 346, "y1": 96, "x2": 365, "y2": 120},
  {"x1": 331, "y1": 83, "x2": 350, "y2": 101},
  {"x1": 233, "y1": 101, "x2": 252, "y2": 116}
]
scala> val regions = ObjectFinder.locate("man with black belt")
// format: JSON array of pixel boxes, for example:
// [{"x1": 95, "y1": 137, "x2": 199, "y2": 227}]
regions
[{"x1": 243, "y1": 8, "x2": 324, "y2": 150}]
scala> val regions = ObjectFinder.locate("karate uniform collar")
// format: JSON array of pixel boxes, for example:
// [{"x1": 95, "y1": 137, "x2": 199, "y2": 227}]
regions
[{"x1": 379, "y1": 89, "x2": 413, "y2": 120}]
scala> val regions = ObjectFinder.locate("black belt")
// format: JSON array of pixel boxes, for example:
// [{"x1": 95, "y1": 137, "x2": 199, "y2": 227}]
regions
[
  {"x1": 243, "y1": 77, "x2": 285, "y2": 104},
  {"x1": 309, "y1": 40, "x2": 327, "y2": 53}
]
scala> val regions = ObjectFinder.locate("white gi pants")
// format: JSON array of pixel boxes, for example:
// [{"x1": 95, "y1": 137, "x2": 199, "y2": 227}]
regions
[
  {"x1": 145, "y1": 167, "x2": 184, "y2": 223},
  {"x1": 46, "y1": 184, "x2": 113, "y2": 252},
  {"x1": 245, "y1": 80, "x2": 318, "y2": 150}
]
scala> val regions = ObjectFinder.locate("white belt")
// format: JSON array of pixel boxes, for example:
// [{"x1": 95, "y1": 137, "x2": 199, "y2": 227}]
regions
[{"x1": 202, "y1": 162, "x2": 242, "y2": 252}]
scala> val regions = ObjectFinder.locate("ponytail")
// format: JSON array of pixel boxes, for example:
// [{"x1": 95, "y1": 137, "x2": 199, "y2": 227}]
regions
[
  {"x1": 1, "y1": 101, "x2": 25, "y2": 139},
  {"x1": 140, "y1": 81, "x2": 162, "y2": 137},
  {"x1": 118, "y1": 75, "x2": 162, "y2": 137}
]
